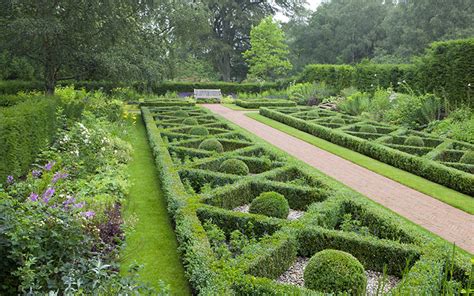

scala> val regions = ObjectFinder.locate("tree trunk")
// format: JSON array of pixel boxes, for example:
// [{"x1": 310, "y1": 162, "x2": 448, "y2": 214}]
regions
[
  {"x1": 217, "y1": 52, "x2": 231, "y2": 81},
  {"x1": 44, "y1": 58, "x2": 57, "y2": 95}
]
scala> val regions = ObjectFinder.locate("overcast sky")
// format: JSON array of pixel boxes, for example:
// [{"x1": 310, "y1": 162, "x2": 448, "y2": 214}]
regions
[{"x1": 276, "y1": 0, "x2": 322, "y2": 22}]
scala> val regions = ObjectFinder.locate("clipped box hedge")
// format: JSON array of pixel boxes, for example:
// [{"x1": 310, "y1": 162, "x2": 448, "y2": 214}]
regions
[
  {"x1": 260, "y1": 107, "x2": 474, "y2": 196},
  {"x1": 141, "y1": 106, "x2": 471, "y2": 295},
  {"x1": 235, "y1": 99, "x2": 296, "y2": 109}
]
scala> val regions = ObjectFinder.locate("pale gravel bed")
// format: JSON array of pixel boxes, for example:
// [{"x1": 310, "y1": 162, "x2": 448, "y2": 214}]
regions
[
  {"x1": 276, "y1": 257, "x2": 400, "y2": 295},
  {"x1": 232, "y1": 204, "x2": 304, "y2": 220}
]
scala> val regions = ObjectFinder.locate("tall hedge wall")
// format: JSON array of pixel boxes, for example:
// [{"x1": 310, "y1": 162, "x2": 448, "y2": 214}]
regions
[
  {"x1": 0, "y1": 97, "x2": 59, "y2": 182},
  {"x1": 415, "y1": 38, "x2": 474, "y2": 107},
  {"x1": 298, "y1": 38, "x2": 473, "y2": 105}
]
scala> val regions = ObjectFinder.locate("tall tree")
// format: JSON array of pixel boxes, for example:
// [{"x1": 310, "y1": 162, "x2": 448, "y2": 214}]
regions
[
  {"x1": 0, "y1": 0, "x2": 147, "y2": 94},
  {"x1": 201, "y1": 0, "x2": 304, "y2": 81},
  {"x1": 243, "y1": 17, "x2": 292, "y2": 80}
]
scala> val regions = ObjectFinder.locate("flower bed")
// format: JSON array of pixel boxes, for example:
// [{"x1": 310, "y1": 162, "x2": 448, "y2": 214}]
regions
[
  {"x1": 142, "y1": 105, "x2": 472, "y2": 294},
  {"x1": 260, "y1": 106, "x2": 474, "y2": 196}
]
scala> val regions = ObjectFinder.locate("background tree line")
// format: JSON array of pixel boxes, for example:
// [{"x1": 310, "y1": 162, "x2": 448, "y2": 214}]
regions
[{"x1": 0, "y1": 0, "x2": 472, "y2": 92}]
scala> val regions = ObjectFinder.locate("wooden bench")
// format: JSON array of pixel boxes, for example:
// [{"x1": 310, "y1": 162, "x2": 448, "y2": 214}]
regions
[{"x1": 194, "y1": 89, "x2": 222, "y2": 102}]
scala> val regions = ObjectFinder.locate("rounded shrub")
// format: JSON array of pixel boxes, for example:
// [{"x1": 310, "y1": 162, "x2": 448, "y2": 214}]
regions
[
  {"x1": 304, "y1": 249, "x2": 367, "y2": 295},
  {"x1": 174, "y1": 110, "x2": 189, "y2": 117},
  {"x1": 189, "y1": 126, "x2": 209, "y2": 136},
  {"x1": 249, "y1": 192, "x2": 289, "y2": 219},
  {"x1": 330, "y1": 117, "x2": 345, "y2": 125},
  {"x1": 219, "y1": 159, "x2": 249, "y2": 176},
  {"x1": 183, "y1": 118, "x2": 198, "y2": 125},
  {"x1": 460, "y1": 151, "x2": 474, "y2": 164},
  {"x1": 404, "y1": 135, "x2": 425, "y2": 147},
  {"x1": 307, "y1": 110, "x2": 320, "y2": 117},
  {"x1": 359, "y1": 125, "x2": 377, "y2": 133},
  {"x1": 198, "y1": 138, "x2": 224, "y2": 153}
]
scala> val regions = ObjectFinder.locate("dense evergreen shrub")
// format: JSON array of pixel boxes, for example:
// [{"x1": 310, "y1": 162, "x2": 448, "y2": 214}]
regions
[
  {"x1": 183, "y1": 118, "x2": 198, "y2": 125},
  {"x1": 174, "y1": 110, "x2": 189, "y2": 117},
  {"x1": 0, "y1": 97, "x2": 58, "y2": 182},
  {"x1": 404, "y1": 136, "x2": 425, "y2": 147},
  {"x1": 235, "y1": 99, "x2": 296, "y2": 109},
  {"x1": 151, "y1": 81, "x2": 277, "y2": 95},
  {"x1": 219, "y1": 159, "x2": 249, "y2": 176},
  {"x1": 298, "y1": 64, "x2": 354, "y2": 91},
  {"x1": 459, "y1": 151, "x2": 474, "y2": 164},
  {"x1": 198, "y1": 139, "x2": 224, "y2": 153},
  {"x1": 359, "y1": 125, "x2": 377, "y2": 133},
  {"x1": 249, "y1": 192, "x2": 289, "y2": 219},
  {"x1": 304, "y1": 249, "x2": 367, "y2": 295},
  {"x1": 330, "y1": 117, "x2": 346, "y2": 125},
  {"x1": 190, "y1": 127, "x2": 209, "y2": 136}
]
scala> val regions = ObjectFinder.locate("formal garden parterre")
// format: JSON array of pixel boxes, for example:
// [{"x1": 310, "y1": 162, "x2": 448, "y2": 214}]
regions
[
  {"x1": 259, "y1": 107, "x2": 474, "y2": 197},
  {"x1": 142, "y1": 105, "x2": 472, "y2": 295}
]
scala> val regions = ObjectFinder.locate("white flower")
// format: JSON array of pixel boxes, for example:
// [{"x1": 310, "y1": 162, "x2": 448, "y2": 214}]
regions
[
  {"x1": 374, "y1": 74, "x2": 377, "y2": 77},
  {"x1": 468, "y1": 83, "x2": 471, "y2": 87}
]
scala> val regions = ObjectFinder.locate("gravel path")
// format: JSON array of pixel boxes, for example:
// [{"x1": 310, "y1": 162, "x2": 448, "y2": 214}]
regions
[
  {"x1": 202, "y1": 104, "x2": 474, "y2": 253},
  {"x1": 276, "y1": 257, "x2": 400, "y2": 295},
  {"x1": 233, "y1": 204, "x2": 304, "y2": 220}
]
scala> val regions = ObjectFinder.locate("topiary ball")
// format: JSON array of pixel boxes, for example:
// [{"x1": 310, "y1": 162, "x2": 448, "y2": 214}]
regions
[
  {"x1": 198, "y1": 138, "x2": 224, "y2": 153},
  {"x1": 460, "y1": 151, "x2": 474, "y2": 164},
  {"x1": 174, "y1": 110, "x2": 189, "y2": 117},
  {"x1": 183, "y1": 118, "x2": 198, "y2": 125},
  {"x1": 330, "y1": 117, "x2": 345, "y2": 125},
  {"x1": 190, "y1": 126, "x2": 209, "y2": 136},
  {"x1": 249, "y1": 191, "x2": 289, "y2": 219},
  {"x1": 404, "y1": 135, "x2": 425, "y2": 147},
  {"x1": 219, "y1": 159, "x2": 249, "y2": 176},
  {"x1": 359, "y1": 125, "x2": 377, "y2": 133},
  {"x1": 304, "y1": 249, "x2": 367, "y2": 295}
]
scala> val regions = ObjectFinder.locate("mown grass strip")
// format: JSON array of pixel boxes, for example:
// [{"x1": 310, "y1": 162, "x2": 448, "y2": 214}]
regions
[
  {"x1": 121, "y1": 118, "x2": 191, "y2": 294},
  {"x1": 246, "y1": 113, "x2": 474, "y2": 214}
]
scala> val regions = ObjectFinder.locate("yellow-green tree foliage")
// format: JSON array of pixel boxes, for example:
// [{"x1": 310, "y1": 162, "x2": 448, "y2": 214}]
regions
[{"x1": 243, "y1": 17, "x2": 292, "y2": 81}]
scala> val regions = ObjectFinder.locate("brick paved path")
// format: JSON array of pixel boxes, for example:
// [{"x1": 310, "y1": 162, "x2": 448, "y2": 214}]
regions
[{"x1": 203, "y1": 104, "x2": 474, "y2": 253}]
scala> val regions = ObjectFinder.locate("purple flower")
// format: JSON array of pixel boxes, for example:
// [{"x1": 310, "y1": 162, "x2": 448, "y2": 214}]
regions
[
  {"x1": 32, "y1": 170, "x2": 42, "y2": 178},
  {"x1": 63, "y1": 195, "x2": 76, "y2": 206},
  {"x1": 42, "y1": 187, "x2": 55, "y2": 203},
  {"x1": 6, "y1": 175, "x2": 14, "y2": 184},
  {"x1": 52, "y1": 171, "x2": 69, "y2": 184},
  {"x1": 29, "y1": 192, "x2": 39, "y2": 202},
  {"x1": 73, "y1": 202, "x2": 85, "y2": 209},
  {"x1": 81, "y1": 211, "x2": 95, "y2": 218},
  {"x1": 44, "y1": 161, "x2": 56, "y2": 171}
]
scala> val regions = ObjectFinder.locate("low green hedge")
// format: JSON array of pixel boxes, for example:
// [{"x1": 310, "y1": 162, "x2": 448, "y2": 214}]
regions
[
  {"x1": 139, "y1": 101, "x2": 195, "y2": 107},
  {"x1": 260, "y1": 108, "x2": 474, "y2": 196},
  {"x1": 0, "y1": 97, "x2": 59, "y2": 182},
  {"x1": 152, "y1": 81, "x2": 277, "y2": 95},
  {"x1": 235, "y1": 99, "x2": 296, "y2": 109},
  {"x1": 143, "y1": 106, "x2": 472, "y2": 295},
  {"x1": 296, "y1": 226, "x2": 421, "y2": 276}
]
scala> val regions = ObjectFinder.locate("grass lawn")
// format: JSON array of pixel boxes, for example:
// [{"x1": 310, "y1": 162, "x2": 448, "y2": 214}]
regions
[
  {"x1": 246, "y1": 113, "x2": 474, "y2": 214},
  {"x1": 121, "y1": 118, "x2": 191, "y2": 295},
  {"x1": 221, "y1": 103, "x2": 257, "y2": 111}
]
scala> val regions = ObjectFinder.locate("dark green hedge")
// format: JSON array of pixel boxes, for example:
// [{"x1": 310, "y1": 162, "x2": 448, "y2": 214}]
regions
[
  {"x1": 139, "y1": 100, "x2": 195, "y2": 107},
  {"x1": 415, "y1": 38, "x2": 474, "y2": 107},
  {"x1": 151, "y1": 81, "x2": 277, "y2": 95},
  {"x1": 260, "y1": 108, "x2": 474, "y2": 195},
  {"x1": 0, "y1": 97, "x2": 58, "y2": 182},
  {"x1": 235, "y1": 99, "x2": 296, "y2": 109},
  {"x1": 297, "y1": 39, "x2": 473, "y2": 105}
]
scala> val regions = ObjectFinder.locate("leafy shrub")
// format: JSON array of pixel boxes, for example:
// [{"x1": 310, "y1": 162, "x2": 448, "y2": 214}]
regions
[
  {"x1": 183, "y1": 118, "x2": 199, "y2": 125},
  {"x1": 190, "y1": 126, "x2": 209, "y2": 136},
  {"x1": 304, "y1": 249, "x2": 367, "y2": 295},
  {"x1": 404, "y1": 136, "x2": 425, "y2": 147},
  {"x1": 287, "y1": 82, "x2": 335, "y2": 105},
  {"x1": 198, "y1": 139, "x2": 224, "y2": 153},
  {"x1": 219, "y1": 159, "x2": 249, "y2": 176},
  {"x1": 338, "y1": 91, "x2": 370, "y2": 116},
  {"x1": 174, "y1": 110, "x2": 189, "y2": 117},
  {"x1": 330, "y1": 117, "x2": 346, "y2": 125},
  {"x1": 459, "y1": 151, "x2": 474, "y2": 164},
  {"x1": 359, "y1": 125, "x2": 377, "y2": 133},
  {"x1": 249, "y1": 191, "x2": 289, "y2": 219},
  {"x1": 307, "y1": 110, "x2": 320, "y2": 117},
  {"x1": 427, "y1": 107, "x2": 474, "y2": 144}
]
